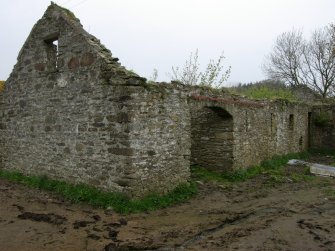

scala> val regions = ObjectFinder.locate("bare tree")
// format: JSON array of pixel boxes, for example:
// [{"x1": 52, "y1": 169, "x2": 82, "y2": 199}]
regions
[
  {"x1": 263, "y1": 29, "x2": 305, "y2": 87},
  {"x1": 170, "y1": 49, "x2": 231, "y2": 87},
  {"x1": 302, "y1": 27, "x2": 335, "y2": 97},
  {"x1": 331, "y1": 23, "x2": 335, "y2": 48},
  {"x1": 264, "y1": 25, "x2": 335, "y2": 98}
]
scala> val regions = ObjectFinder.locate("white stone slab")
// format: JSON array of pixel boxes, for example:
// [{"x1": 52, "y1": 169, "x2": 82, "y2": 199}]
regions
[
  {"x1": 287, "y1": 159, "x2": 308, "y2": 165},
  {"x1": 310, "y1": 163, "x2": 335, "y2": 177},
  {"x1": 288, "y1": 159, "x2": 335, "y2": 177}
]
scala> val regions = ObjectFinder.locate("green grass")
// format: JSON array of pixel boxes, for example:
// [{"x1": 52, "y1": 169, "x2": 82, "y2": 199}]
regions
[
  {"x1": 0, "y1": 169, "x2": 197, "y2": 214},
  {"x1": 230, "y1": 85, "x2": 296, "y2": 101},
  {"x1": 325, "y1": 188, "x2": 335, "y2": 197},
  {"x1": 192, "y1": 151, "x2": 312, "y2": 184},
  {"x1": 1, "y1": 150, "x2": 333, "y2": 213}
]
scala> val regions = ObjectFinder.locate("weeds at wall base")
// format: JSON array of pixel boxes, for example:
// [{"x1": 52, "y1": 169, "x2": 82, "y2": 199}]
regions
[
  {"x1": 191, "y1": 151, "x2": 321, "y2": 185},
  {"x1": 0, "y1": 150, "x2": 333, "y2": 214},
  {"x1": 0, "y1": 169, "x2": 197, "y2": 214}
]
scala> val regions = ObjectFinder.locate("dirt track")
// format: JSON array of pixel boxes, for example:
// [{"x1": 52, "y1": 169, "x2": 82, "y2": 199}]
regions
[{"x1": 1, "y1": 157, "x2": 335, "y2": 251}]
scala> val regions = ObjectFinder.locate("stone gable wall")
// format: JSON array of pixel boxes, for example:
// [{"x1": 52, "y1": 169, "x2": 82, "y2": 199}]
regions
[{"x1": 0, "y1": 4, "x2": 191, "y2": 198}]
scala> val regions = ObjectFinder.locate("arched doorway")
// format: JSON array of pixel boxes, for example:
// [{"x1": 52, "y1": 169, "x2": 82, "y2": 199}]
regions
[{"x1": 191, "y1": 106, "x2": 234, "y2": 172}]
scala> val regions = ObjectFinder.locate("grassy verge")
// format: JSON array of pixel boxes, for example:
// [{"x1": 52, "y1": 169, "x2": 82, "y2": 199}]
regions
[
  {"x1": 191, "y1": 151, "x2": 312, "y2": 184},
  {"x1": 1, "y1": 150, "x2": 333, "y2": 213},
  {"x1": 0, "y1": 169, "x2": 197, "y2": 214}
]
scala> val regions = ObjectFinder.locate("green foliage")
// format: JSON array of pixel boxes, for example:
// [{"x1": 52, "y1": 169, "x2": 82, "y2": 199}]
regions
[
  {"x1": 243, "y1": 86, "x2": 295, "y2": 101},
  {"x1": 192, "y1": 152, "x2": 311, "y2": 184},
  {"x1": 170, "y1": 49, "x2": 231, "y2": 87},
  {"x1": 0, "y1": 170, "x2": 197, "y2": 214},
  {"x1": 199, "y1": 52, "x2": 231, "y2": 87},
  {"x1": 313, "y1": 112, "x2": 333, "y2": 127}
]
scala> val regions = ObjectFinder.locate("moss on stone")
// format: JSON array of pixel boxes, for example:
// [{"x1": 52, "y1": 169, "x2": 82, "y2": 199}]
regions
[
  {"x1": 0, "y1": 81, "x2": 5, "y2": 92},
  {"x1": 50, "y1": 2, "x2": 77, "y2": 21}
]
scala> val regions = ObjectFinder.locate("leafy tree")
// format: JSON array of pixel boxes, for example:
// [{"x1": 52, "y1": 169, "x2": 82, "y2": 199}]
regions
[
  {"x1": 264, "y1": 25, "x2": 335, "y2": 98},
  {"x1": 169, "y1": 49, "x2": 231, "y2": 87}
]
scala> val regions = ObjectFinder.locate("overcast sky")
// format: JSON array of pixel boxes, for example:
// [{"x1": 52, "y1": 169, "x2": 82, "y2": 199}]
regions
[{"x1": 0, "y1": 0, "x2": 334, "y2": 85}]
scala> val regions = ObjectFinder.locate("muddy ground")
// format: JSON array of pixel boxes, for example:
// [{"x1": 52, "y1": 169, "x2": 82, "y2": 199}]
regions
[{"x1": 1, "y1": 155, "x2": 335, "y2": 251}]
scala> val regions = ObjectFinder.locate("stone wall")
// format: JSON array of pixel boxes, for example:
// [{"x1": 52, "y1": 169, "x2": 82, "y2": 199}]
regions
[
  {"x1": 189, "y1": 90, "x2": 311, "y2": 170},
  {"x1": 1, "y1": 3, "x2": 334, "y2": 198},
  {"x1": 125, "y1": 83, "x2": 190, "y2": 195}
]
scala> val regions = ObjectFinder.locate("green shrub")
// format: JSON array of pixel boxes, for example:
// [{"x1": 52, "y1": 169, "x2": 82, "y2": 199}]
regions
[{"x1": 313, "y1": 112, "x2": 333, "y2": 127}]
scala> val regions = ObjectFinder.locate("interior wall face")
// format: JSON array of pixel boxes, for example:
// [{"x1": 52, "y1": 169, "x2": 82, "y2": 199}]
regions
[{"x1": 191, "y1": 107, "x2": 234, "y2": 172}]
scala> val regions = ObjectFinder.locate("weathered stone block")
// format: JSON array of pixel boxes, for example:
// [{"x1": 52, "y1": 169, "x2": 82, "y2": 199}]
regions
[
  {"x1": 116, "y1": 113, "x2": 129, "y2": 123},
  {"x1": 80, "y1": 53, "x2": 95, "y2": 67},
  {"x1": 34, "y1": 63, "x2": 45, "y2": 71},
  {"x1": 68, "y1": 57, "x2": 79, "y2": 69},
  {"x1": 108, "y1": 148, "x2": 133, "y2": 156},
  {"x1": 75, "y1": 143, "x2": 85, "y2": 152}
]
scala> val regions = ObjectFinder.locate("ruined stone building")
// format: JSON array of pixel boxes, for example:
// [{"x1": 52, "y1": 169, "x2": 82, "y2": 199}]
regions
[{"x1": 0, "y1": 3, "x2": 334, "y2": 197}]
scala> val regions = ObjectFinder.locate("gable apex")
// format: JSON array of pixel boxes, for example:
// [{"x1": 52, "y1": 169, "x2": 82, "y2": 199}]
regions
[{"x1": 8, "y1": 2, "x2": 143, "y2": 84}]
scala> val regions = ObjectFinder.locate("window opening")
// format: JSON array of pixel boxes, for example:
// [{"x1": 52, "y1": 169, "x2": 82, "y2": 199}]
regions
[
  {"x1": 53, "y1": 40, "x2": 59, "y2": 69},
  {"x1": 288, "y1": 114, "x2": 294, "y2": 130},
  {"x1": 44, "y1": 34, "x2": 59, "y2": 70}
]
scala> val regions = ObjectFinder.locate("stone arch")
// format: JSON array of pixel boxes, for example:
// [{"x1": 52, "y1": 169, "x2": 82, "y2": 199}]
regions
[{"x1": 191, "y1": 106, "x2": 234, "y2": 172}]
